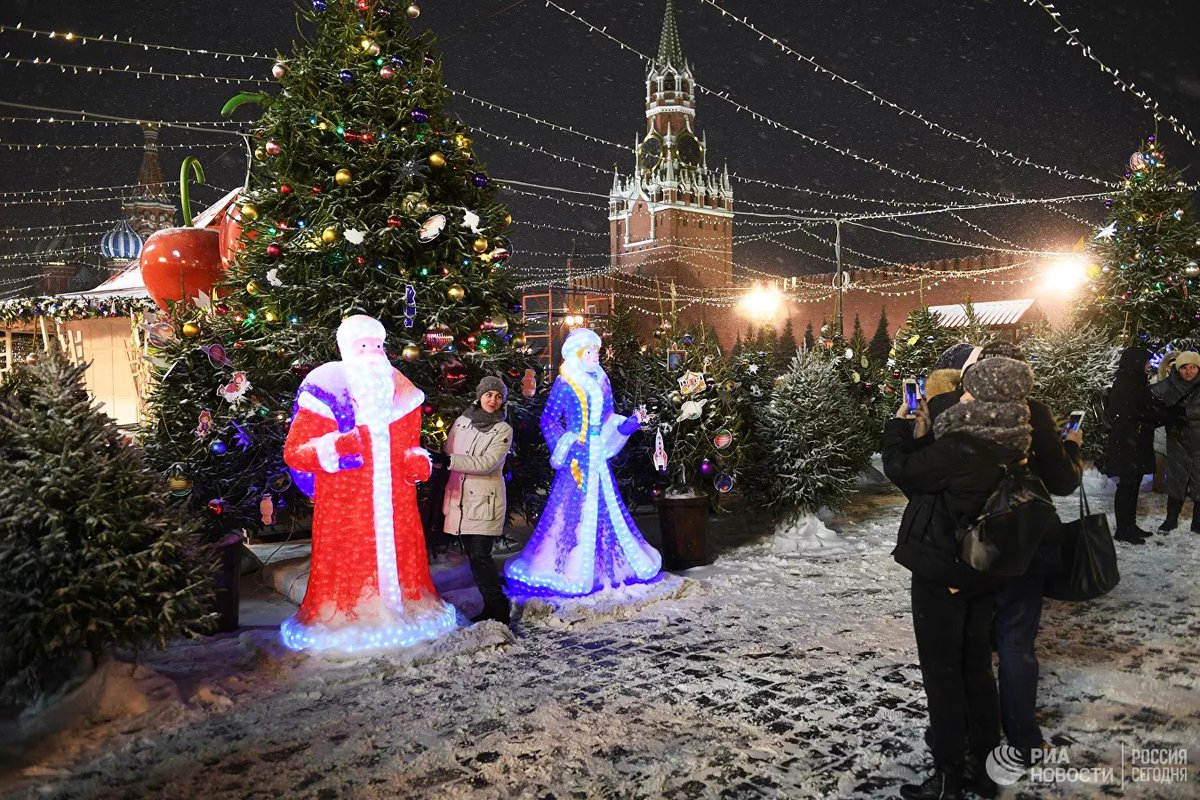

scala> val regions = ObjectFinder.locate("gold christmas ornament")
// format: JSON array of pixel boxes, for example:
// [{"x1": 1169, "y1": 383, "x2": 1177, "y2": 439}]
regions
[
  {"x1": 321, "y1": 227, "x2": 338, "y2": 244},
  {"x1": 455, "y1": 133, "x2": 472, "y2": 150},
  {"x1": 407, "y1": 4, "x2": 421, "y2": 18},
  {"x1": 240, "y1": 203, "x2": 260, "y2": 221},
  {"x1": 246, "y1": 279, "x2": 264, "y2": 296},
  {"x1": 182, "y1": 321, "x2": 202, "y2": 337},
  {"x1": 254, "y1": 148, "x2": 266, "y2": 161},
  {"x1": 401, "y1": 344, "x2": 422, "y2": 362},
  {"x1": 503, "y1": 213, "x2": 513, "y2": 227},
  {"x1": 447, "y1": 284, "x2": 466, "y2": 302},
  {"x1": 427, "y1": 151, "x2": 446, "y2": 168},
  {"x1": 335, "y1": 168, "x2": 353, "y2": 185},
  {"x1": 472, "y1": 237, "x2": 489, "y2": 253},
  {"x1": 168, "y1": 475, "x2": 193, "y2": 495}
]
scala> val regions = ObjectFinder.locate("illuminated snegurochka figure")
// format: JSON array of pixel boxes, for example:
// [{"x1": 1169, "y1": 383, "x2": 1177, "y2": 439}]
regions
[
  {"x1": 282, "y1": 315, "x2": 457, "y2": 651},
  {"x1": 506, "y1": 328, "x2": 662, "y2": 597}
]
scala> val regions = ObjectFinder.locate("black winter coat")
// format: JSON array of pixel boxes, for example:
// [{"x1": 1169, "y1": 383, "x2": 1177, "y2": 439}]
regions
[
  {"x1": 1103, "y1": 346, "x2": 1168, "y2": 477},
  {"x1": 1152, "y1": 370, "x2": 1200, "y2": 500},
  {"x1": 925, "y1": 391, "x2": 1081, "y2": 575},
  {"x1": 881, "y1": 418, "x2": 1026, "y2": 590}
]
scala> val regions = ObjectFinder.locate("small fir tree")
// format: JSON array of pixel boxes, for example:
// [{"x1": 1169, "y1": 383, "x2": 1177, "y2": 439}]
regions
[
  {"x1": 1025, "y1": 324, "x2": 1121, "y2": 464},
  {"x1": 803, "y1": 320, "x2": 816, "y2": 351},
  {"x1": 775, "y1": 317, "x2": 799, "y2": 374},
  {"x1": 887, "y1": 308, "x2": 956, "y2": 399},
  {"x1": 1078, "y1": 136, "x2": 1200, "y2": 345},
  {"x1": 640, "y1": 325, "x2": 749, "y2": 506},
  {"x1": 868, "y1": 308, "x2": 892, "y2": 367},
  {"x1": 959, "y1": 298, "x2": 992, "y2": 346},
  {"x1": 745, "y1": 350, "x2": 874, "y2": 532},
  {"x1": 849, "y1": 313, "x2": 869, "y2": 357},
  {"x1": 0, "y1": 356, "x2": 214, "y2": 706}
]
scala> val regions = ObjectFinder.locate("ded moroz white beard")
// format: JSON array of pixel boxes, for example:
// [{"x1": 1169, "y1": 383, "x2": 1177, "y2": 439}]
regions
[{"x1": 346, "y1": 355, "x2": 395, "y2": 426}]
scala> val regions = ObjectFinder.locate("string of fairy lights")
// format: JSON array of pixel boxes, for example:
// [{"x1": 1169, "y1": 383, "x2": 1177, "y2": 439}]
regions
[
  {"x1": 695, "y1": 0, "x2": 1115, "y2": 187},
  {"x1": 1021, "y1": 0, "x2": 1198, "y2": 148},
  {"x1": 0, "y1": 5, "x2": 1180, "y2": 312}
]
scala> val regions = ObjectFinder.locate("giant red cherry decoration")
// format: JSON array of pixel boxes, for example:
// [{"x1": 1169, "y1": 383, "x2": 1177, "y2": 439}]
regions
[{"x1": 140, "y1": 157, "x2": 225, "y2": 311}]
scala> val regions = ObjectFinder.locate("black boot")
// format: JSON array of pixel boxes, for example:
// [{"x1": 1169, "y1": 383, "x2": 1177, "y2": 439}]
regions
[
  {"x1": 469, "y1": 603, "x2": 511, "y2": 625},
  {"x1": 964, "y1": 755, "x2": 998, "y2": 799},
  {"x1": 1114, "y1": 527, "x2": 1148, "y2": 544},
  {"x1": 1159, "y1": 497, "x2": 1183, "y2": 533},
  {"x1": 900, "y1": 767, "x2": 963, "y2": 800}
]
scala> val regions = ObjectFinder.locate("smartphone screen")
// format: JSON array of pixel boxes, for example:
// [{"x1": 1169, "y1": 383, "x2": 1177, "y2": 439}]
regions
[
  {"x1": 903, "y1": 381, "x2": 919, "y2": 412},
  {"x1": 1067, "y1": 411, "x2": 1085, "y2": 431}
]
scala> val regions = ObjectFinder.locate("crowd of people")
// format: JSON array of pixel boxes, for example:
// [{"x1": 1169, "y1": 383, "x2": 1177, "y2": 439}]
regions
[{"x1": 882, "y1": 340, "x2": 1198, "y2": 800}]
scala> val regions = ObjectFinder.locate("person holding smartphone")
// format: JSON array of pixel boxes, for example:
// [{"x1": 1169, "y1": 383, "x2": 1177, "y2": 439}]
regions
[
  {"x1": 882, "y1": 357, "x2": 1041, "y2": 800},
  {"x1": 1151, "y1": 351, "x2": 1200, "y2": 533}
]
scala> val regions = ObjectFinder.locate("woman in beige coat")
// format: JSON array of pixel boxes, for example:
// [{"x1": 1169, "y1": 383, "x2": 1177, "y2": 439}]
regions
[{"x1": 431, "y1": 376, "x2": 514, "y2": 624}]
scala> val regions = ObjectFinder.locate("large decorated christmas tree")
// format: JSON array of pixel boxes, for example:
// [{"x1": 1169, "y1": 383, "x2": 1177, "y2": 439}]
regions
[
  {"x1": 1079, "y1": 136, "x2": 1200, "y2": 346},
  {"x1": 144, "y1": 0, "x2": 544, "y2": 538}
]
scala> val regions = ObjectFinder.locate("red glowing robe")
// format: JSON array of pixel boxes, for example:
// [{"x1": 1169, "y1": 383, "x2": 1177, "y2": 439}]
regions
[{"x1": 284, "y1": 364, "x2": 437, "y2": 624}]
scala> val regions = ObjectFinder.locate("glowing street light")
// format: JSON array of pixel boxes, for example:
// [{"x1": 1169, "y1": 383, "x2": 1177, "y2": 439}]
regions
[
  {"x1": 739, "y1": 283, "x2": 783, "y2": 319},
  {"x1": 1043, "y1": 255, "x2": 1090, "y2": 294}
]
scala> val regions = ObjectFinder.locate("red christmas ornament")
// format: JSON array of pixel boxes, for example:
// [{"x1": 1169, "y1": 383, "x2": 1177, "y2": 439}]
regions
[
  {"x1": 215, "y1": 303, "x2": 230, "y2": 316},
  {"x1": 266, "y1": 242, "x2": 283, "y2": 259},
  {"x1": 140, "y1": 227, "x2": 224, "y2": 311},
  {"x1": 280, "y1": 184, "x2": 293, "y2": 195},
  {"x1": 355, "y1": 256, "x2": 367, "y2": 266},
  {"x1": 360, "y1": 133, "x2": 375, "y2": 145},
  {"x1": 311, "y1": 185, "x2": 323, "y2": 196},
  {"x1": 343, "y1": 131, "x2": 360, "y2": 143},
  {"x1": 387, "y1": 215, "x2": 404, "y2": 228}
]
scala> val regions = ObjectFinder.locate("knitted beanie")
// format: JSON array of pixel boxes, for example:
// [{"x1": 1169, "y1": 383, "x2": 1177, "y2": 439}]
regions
[
  {"x1": 979, "y1": 340, "x2": 1026, "y2": 363},
  {"x1": 934, "y1": 342, "x2": 978, "y2": 371},
  {"x1": 934, "y1": 356, "x2": 1033, "y2": 455},
  {"x1": 476, "y1": 375, "x2": 508, "y2": 403}
]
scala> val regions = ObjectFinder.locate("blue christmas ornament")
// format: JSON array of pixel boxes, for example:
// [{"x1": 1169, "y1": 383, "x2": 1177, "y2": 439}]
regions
[
  {"x1": 339, "y1": 69, "x2": 354, "y2": 84},
  {"x1": 210, "y1": 440, "x2": 228, "y2": 455},
  {"x1": 312, "y1": 0, "x2": 327, "y2": 11}
]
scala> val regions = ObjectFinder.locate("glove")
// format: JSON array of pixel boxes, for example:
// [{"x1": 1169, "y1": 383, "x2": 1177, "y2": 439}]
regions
[{"x1": 430, "y1": 451, "x2": 451, "y2": 469}]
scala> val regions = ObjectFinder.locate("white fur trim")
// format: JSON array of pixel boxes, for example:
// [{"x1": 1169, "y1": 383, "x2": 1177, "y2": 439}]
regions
[
  {"x1": 297, "y1": 391, "x2": 336, "y2": 419},
  {"x1": 550, "y1": 432, "x2": 575, "y2": 469},
  {"x1": 601, "y1": 414, "x2": 630, "y2": 460},
  {"x1": 390, "y1": 381, "x2": 425, "y2": 422},
  {"x1": 336, "y1": 315, "x2": 386, "y2": 359},
  {"x1": 314, "y1": 431, "x2": 342, "y2": 473}
]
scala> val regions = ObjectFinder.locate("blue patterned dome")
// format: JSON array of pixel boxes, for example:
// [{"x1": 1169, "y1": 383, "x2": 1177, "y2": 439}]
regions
[{"x1": 100, "y1": 219, "x2": 143, "y2": 260}]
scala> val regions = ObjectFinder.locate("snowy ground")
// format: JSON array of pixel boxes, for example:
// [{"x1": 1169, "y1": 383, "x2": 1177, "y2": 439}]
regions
[{"x1": 2, "y1": 465, "x2": 1198, "y2": 799}]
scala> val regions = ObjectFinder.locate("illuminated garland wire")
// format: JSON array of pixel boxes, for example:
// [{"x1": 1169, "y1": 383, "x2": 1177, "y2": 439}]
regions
[
  {"x1": 0, "y1": 218, "x2": 127, "y2": 234},
  {"x1": 0, "y1": 23, "x2": 275, "y2": 62},
  {"x1": 945, "y1": 212, "x2": 1027, "y2": 250},
  {"x1": 1021, "y1": 0, "x2": 1198, "y2": 148},
  {"x1": 0, "y1": 181, "x2": 169, "y2": 199},
  {"x1": 697, "y1": 0, "x2": 1114, "y2": 186},
  {"x1": 0, "y1": 113, "x2": 246, "y2": 128},
  {"x1": 0, "y1": 55, "x2": 271, "y2": 86},
  {"x1": 0, "y1": 141, "x2": 236, "y2": 152},
  {"x1": 544, "y1": 1, "x2": 1023, "y2": 202},
  {"x1": 0, "y1": 101, "x2": 249, "y2": 137},
  {"x1": 452, "y1": 88, "x2": 961, "y2": 209}
]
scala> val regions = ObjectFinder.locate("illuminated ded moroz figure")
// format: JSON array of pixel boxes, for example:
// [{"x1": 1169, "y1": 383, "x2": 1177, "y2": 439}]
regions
[
  {"x1": 505, "y1": 328, "x2": 662, "y2": 597},
  {"x1": 282, "y1": 315, "x2": 457, "y2": 651}
]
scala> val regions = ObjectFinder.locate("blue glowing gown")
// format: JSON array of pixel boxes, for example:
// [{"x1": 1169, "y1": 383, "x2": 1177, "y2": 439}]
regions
[{"x1": 505, "y1": 369, "x2": 662, "y2": 597}]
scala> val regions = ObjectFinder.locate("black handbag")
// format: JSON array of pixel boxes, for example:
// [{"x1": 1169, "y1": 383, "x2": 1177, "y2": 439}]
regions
[
  {"x1": 956, "y1": 460, "x2": 1060, "y2": 577},
  {"x1": 1044, "y1": 483, "x2": 1120, "y2": 602}
]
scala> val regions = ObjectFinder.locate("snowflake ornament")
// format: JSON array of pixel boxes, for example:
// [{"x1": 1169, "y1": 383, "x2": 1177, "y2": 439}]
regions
[
  {"x1": 266, "y1": 268, "x2": 284, "y2": 287},
  {"x1": 343, "y1": 228, "x2": 366, "y2": 245}
]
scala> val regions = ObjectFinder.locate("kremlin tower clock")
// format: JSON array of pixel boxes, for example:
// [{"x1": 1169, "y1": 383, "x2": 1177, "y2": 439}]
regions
[{"x1": 606, "y1": 0, "x2": 734, "y2": 339}]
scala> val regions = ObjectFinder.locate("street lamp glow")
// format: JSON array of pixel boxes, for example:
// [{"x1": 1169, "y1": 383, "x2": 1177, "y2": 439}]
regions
[
  {"x1": 740, "y1": 284, "x2": 783, "y2": 318},
  {"x1": 1044, "y1": 255, "x2": 1089, "y2": 294}
]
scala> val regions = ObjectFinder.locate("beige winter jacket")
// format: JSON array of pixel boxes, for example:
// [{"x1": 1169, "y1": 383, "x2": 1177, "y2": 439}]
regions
[{"x1": 441, "y1": 416, "x2": 513, "y2": 536}]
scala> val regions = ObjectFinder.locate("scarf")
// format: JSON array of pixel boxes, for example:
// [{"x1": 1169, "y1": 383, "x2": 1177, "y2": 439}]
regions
[
  {"x1": 462, "y1": 402, "x2": 506, "y2": 433},
  {"x1": 933, "y1": 399, "x2": 1031, "y2": 460}
]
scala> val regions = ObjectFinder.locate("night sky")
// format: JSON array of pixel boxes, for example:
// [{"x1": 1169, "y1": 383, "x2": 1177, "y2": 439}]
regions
[{"x1": 1, "y1": 0, "x2": 1198, "y2": 291}]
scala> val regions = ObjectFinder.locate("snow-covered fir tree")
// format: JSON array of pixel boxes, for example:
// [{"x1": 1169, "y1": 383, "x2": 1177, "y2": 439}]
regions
[
  {"x1": 0, "y1": 356, "x2": 214, "y2": 706},
  {"x1": 747, "y1": 350, "x2": 874, "y2": 546}
]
